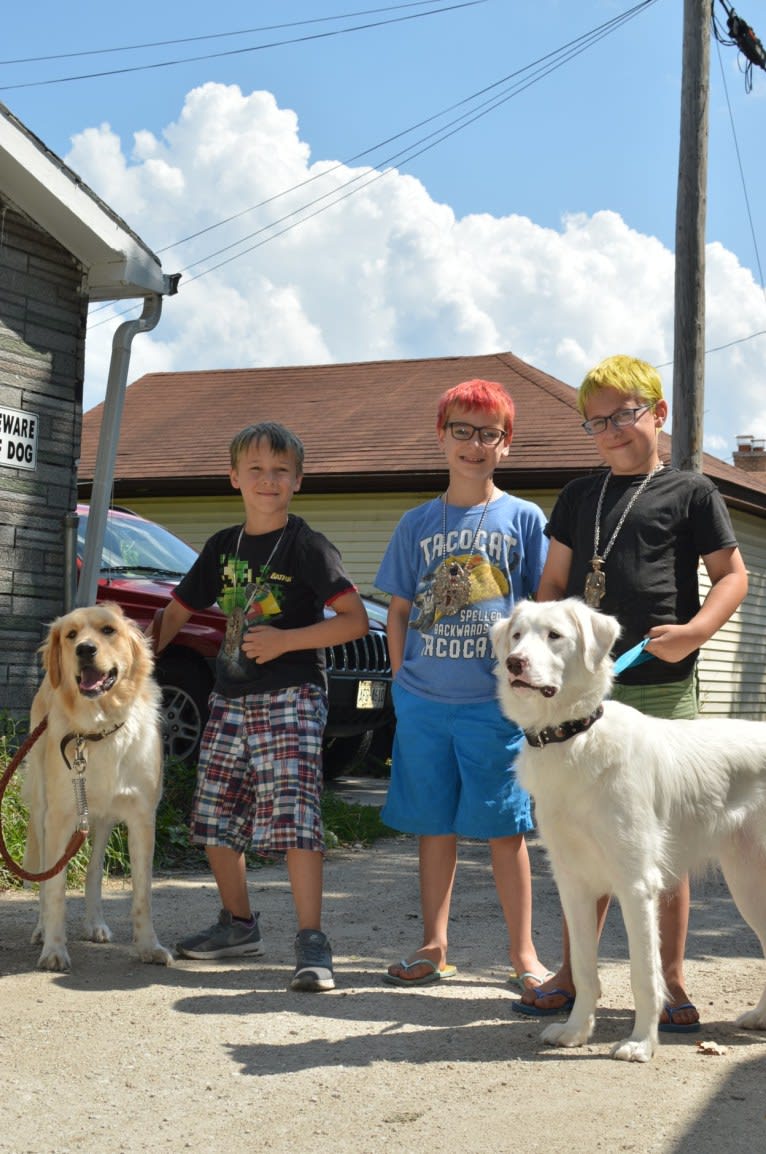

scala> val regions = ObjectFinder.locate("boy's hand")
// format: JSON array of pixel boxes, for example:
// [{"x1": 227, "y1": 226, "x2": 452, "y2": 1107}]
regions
[
  {"x1": 241, "y1": 625, "x2": 286, "y2": 664},
  {"x1": 644, "y1": 623, "x2": 702, "y2": 665}
]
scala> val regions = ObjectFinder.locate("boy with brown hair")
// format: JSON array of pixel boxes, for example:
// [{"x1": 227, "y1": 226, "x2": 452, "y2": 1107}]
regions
[{"x1": 154, "y1": 421, "x2": 368, "y2": 991}]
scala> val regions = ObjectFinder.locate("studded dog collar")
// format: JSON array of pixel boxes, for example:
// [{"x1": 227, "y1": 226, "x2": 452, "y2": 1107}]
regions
[{"x1": 523, "y1": 705, "x2": 604, "y2": 749}]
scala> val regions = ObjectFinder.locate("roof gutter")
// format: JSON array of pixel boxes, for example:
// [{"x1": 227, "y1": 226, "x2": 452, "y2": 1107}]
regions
[{"x1": 77, "y1": 294, "x2": 167, "y2": 606}]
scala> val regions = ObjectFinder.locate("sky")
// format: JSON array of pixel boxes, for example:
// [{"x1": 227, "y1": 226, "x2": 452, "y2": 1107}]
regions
[{"x1": 3, "y1": 0, "x2": 766, "y2": 462}]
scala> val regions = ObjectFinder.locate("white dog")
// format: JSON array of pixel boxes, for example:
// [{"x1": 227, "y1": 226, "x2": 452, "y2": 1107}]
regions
[
  {"x1": 491, "y1": 597, "x2": 766, "y2": 1062},
  {"x1": 22, "y1": 603, "x2": 172, "y2": 971}
]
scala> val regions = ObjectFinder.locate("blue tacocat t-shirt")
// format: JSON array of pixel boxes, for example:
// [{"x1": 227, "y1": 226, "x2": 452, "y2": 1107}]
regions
[{"x1": 375, "y1": 491, "x2": 548, "y2": 704}]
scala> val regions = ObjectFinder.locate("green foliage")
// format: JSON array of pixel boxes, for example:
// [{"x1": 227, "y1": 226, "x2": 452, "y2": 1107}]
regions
[{"x1": 320, "y1": 789, "x2": 394, "y2": 846}]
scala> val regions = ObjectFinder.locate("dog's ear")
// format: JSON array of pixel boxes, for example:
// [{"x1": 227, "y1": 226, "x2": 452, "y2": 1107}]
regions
[
  {"x1": 127, "y1": 617, "x2": 154, "y2": 684},
  {"x1": 43, "y1": 621, "x2": 62, "y2": 689},
  {"x1": 572, "y1": 599, "x2": 621, "y2": 672}
]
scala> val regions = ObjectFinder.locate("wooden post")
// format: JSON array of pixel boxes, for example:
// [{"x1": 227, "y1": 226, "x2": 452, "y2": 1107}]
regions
[{"x1": 672, "y1": 0, "x2": 710, "y2": 473}]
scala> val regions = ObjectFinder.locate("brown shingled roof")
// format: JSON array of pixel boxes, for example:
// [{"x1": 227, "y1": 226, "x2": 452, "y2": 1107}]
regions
[{"x1": 77, "y1": 350, "x2": 766, "y2": 516}]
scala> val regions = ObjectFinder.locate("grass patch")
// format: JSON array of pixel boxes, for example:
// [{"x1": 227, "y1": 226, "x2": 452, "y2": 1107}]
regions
[
  {"x1": 1, "y1": 717, "x2": 393, "y2": 890},
  {"x1": 321, "y1": 789, "x2": 394, "y2": 848}
]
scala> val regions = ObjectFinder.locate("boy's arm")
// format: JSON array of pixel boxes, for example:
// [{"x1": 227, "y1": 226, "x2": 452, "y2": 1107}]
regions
[
  {"x1": 151, "y1": 597, "x2": 194, "y2": 653},
  {"x1": 241, "y1": 589, "x2": 369, "y2": 664},
  {"x1": 385, "y1": 595, "x2": 411, "y2": 677},
  {"x1": 535, "y1": 538, "x2": 572, "y2": 602},
  {"x1": 645, "y1": 545, "x2": 748, "y2": 664}
]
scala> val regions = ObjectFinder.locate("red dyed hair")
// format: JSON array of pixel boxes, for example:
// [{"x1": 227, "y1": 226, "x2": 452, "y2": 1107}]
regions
[{"x1": 435, "y1": 378, "x2": 515, "y2": 438}]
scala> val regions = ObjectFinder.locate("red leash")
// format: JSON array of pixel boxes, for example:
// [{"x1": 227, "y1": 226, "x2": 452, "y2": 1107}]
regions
[{"x1": 0, "y1": 718, "x2": 86, "y2": 882}]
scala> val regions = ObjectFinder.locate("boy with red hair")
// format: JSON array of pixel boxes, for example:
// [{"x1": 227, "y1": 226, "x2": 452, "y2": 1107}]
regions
[{"x1": 377, "y1": 379, "x2": 549, "y2": 989}]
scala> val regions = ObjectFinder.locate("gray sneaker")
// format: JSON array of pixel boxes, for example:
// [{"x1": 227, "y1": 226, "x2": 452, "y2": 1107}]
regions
[
  {"x1": 176, "y1": 909, "x2": 264, "y2": 959},
  {"x1": 291, "y1": 929, "x2": 335, "y2": 992}
]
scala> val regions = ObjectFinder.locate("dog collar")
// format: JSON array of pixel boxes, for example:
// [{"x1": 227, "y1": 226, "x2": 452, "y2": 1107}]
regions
[{"x1": 524, "y1": 705, "x2": 604, "y2": 749}]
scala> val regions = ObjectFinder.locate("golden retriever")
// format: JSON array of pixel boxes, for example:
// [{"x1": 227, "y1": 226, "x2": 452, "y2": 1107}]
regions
[
  {"x1": 22, "y1": 602, "x2": 172, "y2": 971},
  {"x1": 491, "y1": 597, "x2": 766, "y2": 1062}
]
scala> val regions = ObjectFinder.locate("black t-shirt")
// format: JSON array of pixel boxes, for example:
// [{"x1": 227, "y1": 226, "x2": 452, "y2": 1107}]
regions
[
  {"x1": 173, "y1": 514, "x2": 355, "y2": 697},
  {"x1": 547, "y1": 467, "x2": 738, "y2": 685}
]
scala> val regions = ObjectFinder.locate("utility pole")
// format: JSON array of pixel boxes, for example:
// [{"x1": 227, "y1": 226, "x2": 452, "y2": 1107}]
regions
[{"x1": 672, "y1": 0, "x2": 710, "y2": 473}]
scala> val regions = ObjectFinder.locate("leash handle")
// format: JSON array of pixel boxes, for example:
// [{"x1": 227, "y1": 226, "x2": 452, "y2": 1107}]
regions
[
  {"x1": 612, "y1": 637, "x2": 653, "y2": 676},
  {"x1": 0, "y1": 718, "x2": 86, "y2": 882}
]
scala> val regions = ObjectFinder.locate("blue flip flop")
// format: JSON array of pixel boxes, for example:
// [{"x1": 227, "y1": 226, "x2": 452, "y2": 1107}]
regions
[
  {"x1": 658, "y1": 1002, "x2": 701, "y2": 1033},
  {"x1": 383, "y1": 958, "x2": 457, "y2": 987},
  {"x1": 511, "y1": 988, "x2": 575, "y2": 1017}
]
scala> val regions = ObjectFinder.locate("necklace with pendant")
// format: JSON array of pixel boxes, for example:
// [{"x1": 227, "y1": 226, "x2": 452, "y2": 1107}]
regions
[
  {"x1": 222, "y1": 522, "x2": 287, "y2": 666},
  {"x1": 431, "y1": 490, "x2": 494, "y2": 618},
  {"x1": 584, "y1": 463, "x2": 664, "y2": 609}
]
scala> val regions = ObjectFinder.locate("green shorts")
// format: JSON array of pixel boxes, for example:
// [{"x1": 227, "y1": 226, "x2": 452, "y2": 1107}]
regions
[{"x1": 610, "y1": 670, "x2": 698, "y2": 720}]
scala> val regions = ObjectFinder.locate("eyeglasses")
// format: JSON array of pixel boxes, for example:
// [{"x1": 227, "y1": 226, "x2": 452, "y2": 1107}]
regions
[
  {"x1": 445, "y1": 421, "x2": 507, "y2": 447},
  {"x1": 581, "y1": 405, "x2": 653, "y2": 437}
]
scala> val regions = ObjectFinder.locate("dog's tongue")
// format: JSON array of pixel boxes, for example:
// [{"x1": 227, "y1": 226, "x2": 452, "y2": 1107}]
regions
[{"x1": 79, "y1": 667, "x2": 106, "y2": 693}]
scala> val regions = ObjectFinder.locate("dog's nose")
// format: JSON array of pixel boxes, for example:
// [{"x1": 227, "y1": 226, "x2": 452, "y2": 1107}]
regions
[
  {"x1": 76, "y1": 641, "x2": 98, "y2": 661},
  {"x1": 505, "y1": 655, "x2": 526, "y2": 676}
]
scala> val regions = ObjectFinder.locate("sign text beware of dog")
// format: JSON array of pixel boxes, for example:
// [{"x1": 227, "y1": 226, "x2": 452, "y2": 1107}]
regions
[{"x1": 0, "y1": 405, "x2": 38, "y2": 470}]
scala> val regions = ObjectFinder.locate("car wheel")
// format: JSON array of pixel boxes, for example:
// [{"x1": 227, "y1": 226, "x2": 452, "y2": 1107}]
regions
[
  {"x1": 155, "y1": 656, "x2": 211, "y2": 765},
  {"x1": 322, "y1": 730, "x2": 374, "y2": 780}
]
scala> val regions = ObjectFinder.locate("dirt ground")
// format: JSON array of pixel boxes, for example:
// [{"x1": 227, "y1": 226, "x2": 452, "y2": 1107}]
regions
[{"x1": 1, "y1": 777, "x2": 765, "y2": 1154}]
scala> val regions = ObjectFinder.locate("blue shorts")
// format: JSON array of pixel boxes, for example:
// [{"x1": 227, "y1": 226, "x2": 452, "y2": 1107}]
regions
[
  {"x1": 381, "y1": 683, "x2": 533, "y2": 840},
  {"x1": 190, "y1": 684, "x2": 328, "y2": 854}
]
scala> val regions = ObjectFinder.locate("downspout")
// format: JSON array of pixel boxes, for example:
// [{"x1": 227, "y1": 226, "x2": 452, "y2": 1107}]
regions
[{"x1": 77, "y1": 293, "x2": 164, "y2": 606}]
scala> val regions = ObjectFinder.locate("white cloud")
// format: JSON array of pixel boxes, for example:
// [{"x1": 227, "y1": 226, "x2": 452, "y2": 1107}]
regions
[{"x1": 70, "y1": 82, "x2": 766, "y2": 462}]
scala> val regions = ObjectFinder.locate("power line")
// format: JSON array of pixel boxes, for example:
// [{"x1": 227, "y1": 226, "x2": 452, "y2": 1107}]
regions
[
  {"x1": 714, "y1": 37, "x2": 765, "y2": 291},
  {"x1": 0, "y1": 1, "x2": 484, "y2": 91},
  {"x1": 0, "y1": 2, "x2": 456, "y2": 65},
  {"x1": 160, "y1": 0, "x2": 660, "y2": 266},
  {"x1": 88, "y1": 0, "x2": 659, "y2": 329}
]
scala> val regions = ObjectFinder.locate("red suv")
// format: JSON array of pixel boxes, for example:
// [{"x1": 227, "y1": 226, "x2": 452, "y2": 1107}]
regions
[{"x1": 76, "y1": 506, "x2": 393, "y2": 777}]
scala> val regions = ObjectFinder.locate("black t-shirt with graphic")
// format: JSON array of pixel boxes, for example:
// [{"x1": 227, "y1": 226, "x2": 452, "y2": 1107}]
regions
[
  {"x1": 173, "y1": 514, "x2": 355, "y2": 697},
  {"x1": 547, "y1": 467, "x2": 738, "y2": 685}
]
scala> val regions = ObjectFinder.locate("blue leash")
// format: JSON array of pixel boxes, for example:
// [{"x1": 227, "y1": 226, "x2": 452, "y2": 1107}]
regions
[{"x1": 612, "y1": 637, "x2": 654, "y2": 676}]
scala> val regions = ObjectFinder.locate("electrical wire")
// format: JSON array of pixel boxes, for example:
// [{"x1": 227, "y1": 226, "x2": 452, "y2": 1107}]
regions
[
  {"x1": 86, "y1": 0, "x2": 659, "y2": 329},
  {"x1": 0, "y1": 1, "x2": 484, "y2": 91},
  {"x1": 714, "y1": 36, "x2": 765, "y2": 292},
  {"x1": 0, "y1": 2, "x2": 462, "y2": 65}
]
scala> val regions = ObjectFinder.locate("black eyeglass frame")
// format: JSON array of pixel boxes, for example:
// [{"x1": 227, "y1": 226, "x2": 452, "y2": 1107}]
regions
[
  {"x1": 581, "y1": 404, "x2": 653, "y2": 437},
  {"x1": 444, "y1": 421, "x2": 507, "y2": 447}
]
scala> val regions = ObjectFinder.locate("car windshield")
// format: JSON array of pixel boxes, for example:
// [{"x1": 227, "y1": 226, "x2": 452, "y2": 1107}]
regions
[{"x1": 77, "y1": 508, "x2": 198, "y2": 578}]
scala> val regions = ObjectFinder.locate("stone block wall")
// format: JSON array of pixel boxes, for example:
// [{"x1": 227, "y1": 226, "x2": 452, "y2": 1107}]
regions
[{"x1": 0, "y1": 196, "x2": 86, "y2": 723}]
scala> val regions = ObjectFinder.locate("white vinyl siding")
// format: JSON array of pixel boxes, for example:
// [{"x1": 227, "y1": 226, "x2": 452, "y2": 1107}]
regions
[{"x1": 697, "y1": 509, "x2": 766, "y2": 719}]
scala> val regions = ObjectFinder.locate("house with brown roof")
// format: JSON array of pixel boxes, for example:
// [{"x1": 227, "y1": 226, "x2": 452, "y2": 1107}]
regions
[{"x1": 78, "y1": 350, "x2": 766, "y2": 721}]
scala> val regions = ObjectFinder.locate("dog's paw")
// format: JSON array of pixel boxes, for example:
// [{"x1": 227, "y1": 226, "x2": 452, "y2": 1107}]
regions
[
  {"x1": 611, "y1": 1036, "x2": 655, "y2": 1062},
  {"x1": 84, "y1": 921, "x2": 113, "y2": 944},
  {"x1": 541, "y1": 1016, "x2": 594, "y2": 1048},
  {"x1": 735, "y1": 1007, "x2": 766, "y2": 1031},
  {"x1": 136, "y1": 943, "x2": 174, "y2": 967},
  {"x1": 37, "y1": 946, "x2": 71, "y2": 972}
]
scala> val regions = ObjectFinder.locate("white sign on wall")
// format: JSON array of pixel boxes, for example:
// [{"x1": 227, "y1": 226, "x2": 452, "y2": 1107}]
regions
[{"x1": 0, "y1": 405, "x2": 38, "y2": 471}]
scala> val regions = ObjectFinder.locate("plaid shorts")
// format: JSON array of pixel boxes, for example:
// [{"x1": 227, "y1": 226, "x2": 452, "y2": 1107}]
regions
[{"x1": 189, "y1": 684, "x2": 328, "y2": 854}]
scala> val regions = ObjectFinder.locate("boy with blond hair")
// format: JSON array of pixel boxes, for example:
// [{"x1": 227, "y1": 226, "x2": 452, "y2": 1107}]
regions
[{"x1": 516, "y1": 354, "x2": 748, "y2": 1029}]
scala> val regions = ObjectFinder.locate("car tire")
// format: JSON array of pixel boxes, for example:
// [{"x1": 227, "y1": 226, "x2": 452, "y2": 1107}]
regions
[
  {"x1": 321, "y1": 730, "x2": 374, "y2": 780},
  {"x1": 155, "y1": 655, "x2": 211, "y2": 765}
]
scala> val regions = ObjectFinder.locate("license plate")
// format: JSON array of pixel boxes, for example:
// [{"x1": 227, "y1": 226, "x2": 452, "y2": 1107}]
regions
[{"x1": 356, "y1": 680, "x2": 386, "y2": 709}]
